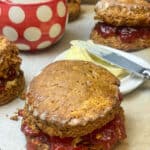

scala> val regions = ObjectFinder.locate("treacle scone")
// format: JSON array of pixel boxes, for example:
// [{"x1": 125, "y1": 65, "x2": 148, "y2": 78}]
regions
[
  {"x1": 21, "y1": 60, "x2": 126, "y2": 150},
  {"x1": 68, "y1": 0, "x2": 81, "y2": 21},
  {"x1": 0, "y1": 36, "x2": 25, "y2": 105},
  {"x1": 91, "y1": 0, "x2": 150, "y2": 51}
]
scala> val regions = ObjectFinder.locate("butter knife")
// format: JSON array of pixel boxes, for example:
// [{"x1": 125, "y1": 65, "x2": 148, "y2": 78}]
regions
[{"x1": 71, "y1": 40, "x2": 150, "y2": 79}]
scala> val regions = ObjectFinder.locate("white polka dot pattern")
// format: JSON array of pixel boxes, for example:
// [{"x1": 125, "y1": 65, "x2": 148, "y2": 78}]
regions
[
  {"x1": 57, "y1": 1, "x2": 66, "y2": 17},
  {"x1": 2, "y1": 26, "x2": 18, "y2": 41},
  {"x1": 16, "y1": 43, "x2": 31, "y2": 50},
  {"x1": 49, "y1": 23, "x2": 62, "y2": 38},
  {"x1": 8, "y1": 6, "x2": 25, "y2": 24},
  {"x1": 37, "y1": 41, "x2": 51, "y2": 49},
  {"x1": 36, "y1": 5, "x2": 52, "y2": 22},
  {"x1": 0, "y1": 0, "x2": 67, "y2": 51},
  {"x1": 24, "y1": 27, "x2": 42, "y2": 41}
]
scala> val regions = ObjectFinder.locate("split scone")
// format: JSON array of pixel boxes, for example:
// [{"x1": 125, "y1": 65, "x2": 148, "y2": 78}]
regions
[
  {"x1": 0, "y1": 36, "x2": 25, "y2": 105},
  {"x1": 91, "y1": 0, "x2": 150, "y2": 51},
  {"x1": 21, "y1": 60, "x2": 126, "y2": 150}
]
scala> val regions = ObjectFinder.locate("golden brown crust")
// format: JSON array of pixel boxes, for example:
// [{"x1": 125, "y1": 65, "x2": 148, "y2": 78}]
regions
[
  {"x1": 26, "y1": 60, "x2": 120, "y2": 137},
  {"x1": 90, "y1": 29, "x2": 150, "y2": 51},
  {"x1": 68, "y1": 0, "x2": 81, "y2": 22},
  {"x1": 82, "y1": 0, "x2": 98, "y2": 4},
  {"x1": 0, "y1": 36, "x2": 25, "y2": 105},
  {"x1": 0, "y1": 36, "x2": 21, "y2": 79},
  {"x1": 0, "y1": 71, "x2": 25, "y2": 105},
  {"x1": 33, "y1": 105, "x2": 120, "y2": 137},
  {"x1": 95, "y1": 0, "x2": 150, "y2": 26}
]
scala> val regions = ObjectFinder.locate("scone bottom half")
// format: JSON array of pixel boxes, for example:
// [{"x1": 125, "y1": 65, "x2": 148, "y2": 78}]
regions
[
  {"x1": 21, "y1": 60, "x2": 126, "y2": 150},
  {"x1": 0, "y1": 36, "x2": 25, "y2": 105},
  {"x1": 91, "y1": 22, "x2": 150, "y2": 51}
]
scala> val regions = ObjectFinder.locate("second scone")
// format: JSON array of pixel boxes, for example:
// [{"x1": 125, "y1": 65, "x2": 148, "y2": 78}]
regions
[
  {"x1": 91, "y1": 0, "x2": 150, "y2": 51},
  {"x1": 0, "y1": 36, "x2": 25, "y2": 105},
  {"x1": 68, "y1": 0, "x2": 81, "y2": 21}
]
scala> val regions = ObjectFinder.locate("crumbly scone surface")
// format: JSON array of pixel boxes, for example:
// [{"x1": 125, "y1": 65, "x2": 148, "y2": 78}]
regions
[
  {"x1": 26, "y1": 60, "x2": 120, "y2": 137},
  {"x1": 0, "y1": 71, "x2": 25, "y2": 105},
  {"x1": 95, "y1": 0, "x2": 150, "y2": 26},
  {"x1": 68, "y1": 0, "x2": 80, "y2": 21},
  {"x1": 0, "y1": 36, "x2": 25, "y2": 105},
  {"x1": 0, "y1": 36, "x2": 21, "y2": 79}
]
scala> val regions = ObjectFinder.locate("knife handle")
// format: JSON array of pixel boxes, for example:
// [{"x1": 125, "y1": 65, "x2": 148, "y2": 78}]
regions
[{"x1": 142, "y1": 69, "x2": 150, "y2": 80}]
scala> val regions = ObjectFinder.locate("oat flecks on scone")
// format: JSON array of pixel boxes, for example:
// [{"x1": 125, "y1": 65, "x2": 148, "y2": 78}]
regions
[
  {"x1": 26, "y1": 60, "x2": 120, "y2": 137},
  {"x1": 95, "y1": 0, "x2": 150, "y2": 27},
  {"x1": 68, "y1": 0, "x2": 81, "y2": 21},
  {"x1": 0, "y1": 36, "x2": 25, "y2": 105}
]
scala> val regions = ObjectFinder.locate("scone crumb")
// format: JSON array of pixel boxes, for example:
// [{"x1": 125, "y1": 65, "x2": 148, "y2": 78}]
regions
[
  {"x1": 10, "y1": 115, "x2": 19, "y2": 121},
  {"x1": 20, "y1": 92, "x2": 26, "y2": 100},
  {"x1": 10, "y1": 109, "x2": 24, "y2": 121}
]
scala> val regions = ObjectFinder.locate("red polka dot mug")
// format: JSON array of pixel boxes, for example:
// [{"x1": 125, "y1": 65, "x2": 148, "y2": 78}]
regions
[{"x1": 0, "y1": 0, "x2": 68, "y2": 51}]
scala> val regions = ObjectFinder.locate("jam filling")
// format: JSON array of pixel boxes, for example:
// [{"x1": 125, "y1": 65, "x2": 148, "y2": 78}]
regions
[
  {"x1": 118, "y1": 93, "x2": 123, "y2": 102},
  {"x1": 7, "y1": 67, "x2": 17, "y2": 80},
  {"x1": 0, "y1": 79, "x2": 5, "y2": 91},
  {"x1": 18, "y1": 109, "x2": 24, "y2": 117},
  {"x1": 22, "y1": 114, "x2": 126, "y2": 150},
  {"x1": 94, "y1": 22, "x2": 150, "y2": 43}
]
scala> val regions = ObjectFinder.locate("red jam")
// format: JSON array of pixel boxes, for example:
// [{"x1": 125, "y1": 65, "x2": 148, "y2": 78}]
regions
[
  {"x1": 118, "y1": 93, "x2": 123, "y2": 102},
  {"x1": 50, "y1": 137, "x2": 87, "y2": 150},
  {"x1": 98, "y1": 23, "x2": 116, "y2": 38},
  {"x1": 94, "y1": 22, "x2": 150, "y2": 43},
  {"x1": 7, "y1": 67, "x2": 17, "y2": 81},
  {"x1": 22, "y1": 114, "x2": 126, "y2": 150},
  {"x1": 18, "y1": 109, "x2": 24, "y2": 117},
  {"x1": 0, "y1": 79, "x2": 5, "y2": 91},
  {"x1": 81, "y1": 114, "x2": 126, "y2": 150},
  {"x1": 21, "y1": 124, "x2": 40, "y2": 137}
]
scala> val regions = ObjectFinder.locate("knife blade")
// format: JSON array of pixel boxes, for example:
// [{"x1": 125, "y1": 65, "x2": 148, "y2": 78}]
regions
[{"x1": 71, "y1": 40, "x2": 150, "y2": 79}]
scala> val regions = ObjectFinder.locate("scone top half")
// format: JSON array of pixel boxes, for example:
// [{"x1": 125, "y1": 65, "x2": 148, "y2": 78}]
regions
[
  {"x1": 26, "y1": 60, "x2": 121, "y2": 138},
  {"x1": 95, "y1": 0, "x2": 150, "y2": 26},
  {"x1": 68, "y1": 0, "x2": 80, "y2": 3}
]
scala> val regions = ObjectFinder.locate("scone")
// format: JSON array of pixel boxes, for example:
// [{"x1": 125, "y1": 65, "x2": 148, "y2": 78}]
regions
[
  {"x1": 95, "y1": 0, "x2": 150, "y2": 27},
  {"x1": 82, "y1": 0, "x2": 98, "y2": 4},
  {"x1": 0, "y1": 36, "x2": 25, "y2": 105},
  {"x1": 21, "y1": 60, "x2": 126, "y2": 150},
  {"x1": 68, "y1": 0, "x2": 81, "y2": 21},
  {"x1": 90, "y1": 0, "x2": 150, "y2": 51}
]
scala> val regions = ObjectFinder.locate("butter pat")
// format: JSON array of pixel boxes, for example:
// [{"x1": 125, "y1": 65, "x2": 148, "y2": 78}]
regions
[{"x1": 65, "y1": 46, "x2": 128, "y2": 79}]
